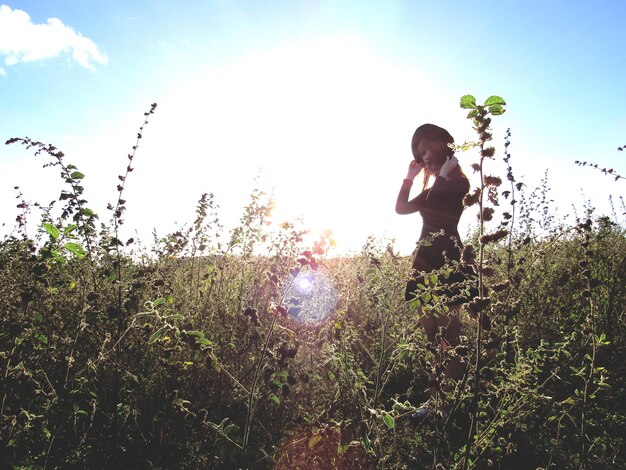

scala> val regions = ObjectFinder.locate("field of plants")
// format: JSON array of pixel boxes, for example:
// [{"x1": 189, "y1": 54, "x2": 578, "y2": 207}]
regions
[{"x1": 1, "y1": 97, "x2": 625, "y2": 469}]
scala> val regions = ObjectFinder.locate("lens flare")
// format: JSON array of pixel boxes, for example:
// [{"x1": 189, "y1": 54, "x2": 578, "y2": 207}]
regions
[
  {"x1": 298, "y1": 277, "x2": 311, "y2": 290},
  {"x1": 284, "y1": 269, "x2": 335, "y2": 324}
]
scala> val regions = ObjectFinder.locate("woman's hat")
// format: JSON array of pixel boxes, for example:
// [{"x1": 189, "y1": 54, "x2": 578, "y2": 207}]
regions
[{"x1": 411, "y1": 123, "x2": 454, "y2": 161}]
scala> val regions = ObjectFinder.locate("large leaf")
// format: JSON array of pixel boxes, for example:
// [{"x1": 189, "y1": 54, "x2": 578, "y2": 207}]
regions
[
  {"x1": 488, "y1": 104, "x2": 506, "y2": 116},
  {"x1": 70, "y1": 171, "x2": 85, "y2": 180},
  {"x1": 484, "y1": 95, "x2": 506, "y2": 106},
  {"x1": 64, "y1": 242, "x2": 86, "y2": 258},
  {"x1": 460, "y1": 95, "x2": 477, "y2": 109},
  {"x1": 43, "y1": 223, "x2": 60, "y2": 239}
]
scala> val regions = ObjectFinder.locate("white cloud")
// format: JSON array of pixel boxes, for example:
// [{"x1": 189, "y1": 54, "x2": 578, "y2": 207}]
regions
[{"x1": 0, "y1": 5, "x2": 107, "y2": 72}]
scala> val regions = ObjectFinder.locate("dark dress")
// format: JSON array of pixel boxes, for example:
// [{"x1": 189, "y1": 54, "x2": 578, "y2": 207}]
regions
[{"x1": 397, "y1": 174, "x2": 476, "y2": 305}]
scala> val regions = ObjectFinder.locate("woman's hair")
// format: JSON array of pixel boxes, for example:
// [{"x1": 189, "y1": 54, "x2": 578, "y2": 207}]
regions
[{"x1": 411, "y1": 123, "x2": 463, "y2": 189}]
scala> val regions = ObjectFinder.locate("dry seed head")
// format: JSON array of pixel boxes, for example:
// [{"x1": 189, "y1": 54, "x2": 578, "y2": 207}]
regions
[{"x1": 480, "y1": 207, "x2": 495, "y2": 221}]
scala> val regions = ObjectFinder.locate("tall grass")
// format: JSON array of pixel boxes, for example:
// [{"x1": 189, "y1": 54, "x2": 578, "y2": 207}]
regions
[{"x1": 1, "y1": 98, "x2": 625, "y2": 469}]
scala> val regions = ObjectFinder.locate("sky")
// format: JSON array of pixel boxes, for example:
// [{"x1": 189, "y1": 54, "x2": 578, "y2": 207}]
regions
[{"x1": 1, "y1": 1, "x2": 625, "y2": 255}]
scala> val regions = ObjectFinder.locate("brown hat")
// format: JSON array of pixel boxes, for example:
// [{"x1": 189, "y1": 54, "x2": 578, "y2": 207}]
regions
[{"x1": 411, "y1": 124, "x2": 454, "y2": 162}]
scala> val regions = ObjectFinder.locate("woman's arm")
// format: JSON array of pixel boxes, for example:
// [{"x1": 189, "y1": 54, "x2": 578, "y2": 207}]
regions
[{"x1": 395, "y1": 160, "x2": 425, "y2": 214}]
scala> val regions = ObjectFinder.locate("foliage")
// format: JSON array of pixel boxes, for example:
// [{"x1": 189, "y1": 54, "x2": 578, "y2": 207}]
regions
[{"x1": 1, "y1": 99, "x2": 625, "y2": 469}]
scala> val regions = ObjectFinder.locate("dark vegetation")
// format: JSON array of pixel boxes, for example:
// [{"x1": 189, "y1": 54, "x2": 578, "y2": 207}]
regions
[{"x1": 1, "y1": 97, "x2": 625, "y2": 469}]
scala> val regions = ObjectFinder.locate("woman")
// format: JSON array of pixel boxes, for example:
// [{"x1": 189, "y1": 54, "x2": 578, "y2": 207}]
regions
[{"x1": 395, "y1": 123, "x2": 472, "y2": 419}]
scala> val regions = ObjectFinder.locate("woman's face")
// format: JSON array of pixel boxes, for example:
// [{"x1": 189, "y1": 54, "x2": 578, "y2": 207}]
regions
[{"x1": 416, "y1": 138, "x2": 448, "y2": 174}]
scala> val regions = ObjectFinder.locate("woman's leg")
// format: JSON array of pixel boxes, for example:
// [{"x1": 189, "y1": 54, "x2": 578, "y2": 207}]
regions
[
  {"x1": 419, "y1": 306, "x2": 464, "y2": 400},
  {"x1": 441, "y1": 307, "x2": 463, "y2": 391},
  {"x1": 419, "y1": 311, "x2": 439, "y2": 399}
]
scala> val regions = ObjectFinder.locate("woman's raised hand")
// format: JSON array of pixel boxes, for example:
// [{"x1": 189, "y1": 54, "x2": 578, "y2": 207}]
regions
[
  {"x1": 438, "y1": 156, "x2": 458, "y2": 179},
  {"x1": 406, "y1": 160, "x2": 423, "y2": 180}
]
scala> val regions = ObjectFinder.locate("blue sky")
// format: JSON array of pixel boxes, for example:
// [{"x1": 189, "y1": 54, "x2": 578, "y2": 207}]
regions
[{"x1": 1, "y1": 1, "x2": 625, "y2": 254}]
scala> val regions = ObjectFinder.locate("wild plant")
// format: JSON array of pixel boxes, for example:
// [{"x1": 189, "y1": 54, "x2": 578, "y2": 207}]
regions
[
  {"x1": 575, "y1": 158, "x2": 625, "y2": 181},
  {"x1": 498, "y1": 128, "x2": 521, "y2": 361},
  {"x1": 312, "y1": 237, "x2": 417, "y2": 462},
  {"x1": 451, "y1": 94, "x2": 509, "y2": 468},
  {"x1": 12, "y1": 185, "x2": 34, "y2": 239},
  {"x1": 6, "y1": 136, "x2": 99, "y2": 290},
  {"x1": 3, "y1": 98, "x2": 626, "y2": 469},
  {"x1": 185, "y1": 192, "x2": 222, "y2": 305},
  {"x1": 106, "y1": 102, "x2": 157, "y2": 312}
]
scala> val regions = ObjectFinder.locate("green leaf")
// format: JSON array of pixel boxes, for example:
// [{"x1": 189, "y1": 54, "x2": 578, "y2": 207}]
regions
[
  {"x1": 80, "y1": 207, "x2": 98, "y2": 218},
  {"x1": 185, "y1": 330, "x2": 204, "y2": 338},
  {"x1": 153, "y1": 298, "x2": 166, "y2": 307},
  {"x1": 149, "y1": 331, "x2": 163, "y2": 344},
  {"x1": 70, "y1": 171, "x2": 85, "y2": 180},
  {"x1": 488, "y1": 104, "x2": 506, "y2": 116},
  {"x1": 197, "y1": 337, "x2": 213, "y2": 346},
  {"x1": 224, "y1": 423, "x2": 239, "y2": 435},
  {"x1": 382, "y1": 413, "x2": 395, "y2": 429},
  {"x1": 64, "y1": 242, "x2": 86, "y2": 258},
  {"x1": 270, "y1": 394, "x2": 280, "y2": 405},
  {"x1": 484, "y1": 95, "x2": 506, "y2": 106},
  {"x1": 308, "y1": 434, "x2": 322, "y2": 449},
  {"x1": 460, "y1": 95, "x2": 477, "y2": 109},
  {"x1": 274, "y1": 370, "x2": 289, "y2": 378},
  {"x1": 43, "y1": 223, "x2": 60, "y2": 239},
  {"x1": 51, "y1": 251, "x2": 67, "y2": 265},
  {"x1": 34, "y1": 333, "x2": 48, "y2": 344},
  {"x1": 63, "y1": 224, "x2": 78, "y2": 235}
]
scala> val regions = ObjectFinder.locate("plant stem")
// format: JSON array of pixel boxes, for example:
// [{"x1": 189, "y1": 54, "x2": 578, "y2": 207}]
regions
[{"x1": 464, "y1": 144, "x2": 487, "y2": 470}]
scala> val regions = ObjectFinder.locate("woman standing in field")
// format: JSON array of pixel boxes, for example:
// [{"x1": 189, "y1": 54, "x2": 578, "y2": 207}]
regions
[{"x1": 395, "y1": 123, "x2": 473, "y2": 420}]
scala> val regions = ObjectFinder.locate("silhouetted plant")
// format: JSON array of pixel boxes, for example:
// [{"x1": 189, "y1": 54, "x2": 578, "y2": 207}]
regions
[
  {"x1": 575, "y1": 160, "x2": 625, "y2": 181},
  {"x1": 455, "y1": 93, "x2": 508, "y2": 469},
  {"x1": 2, "y1": 99, "x2": 626, "y2": 469},
  {"x1": 6, "y1": 136, "x2": 99, "y2": 288}
]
